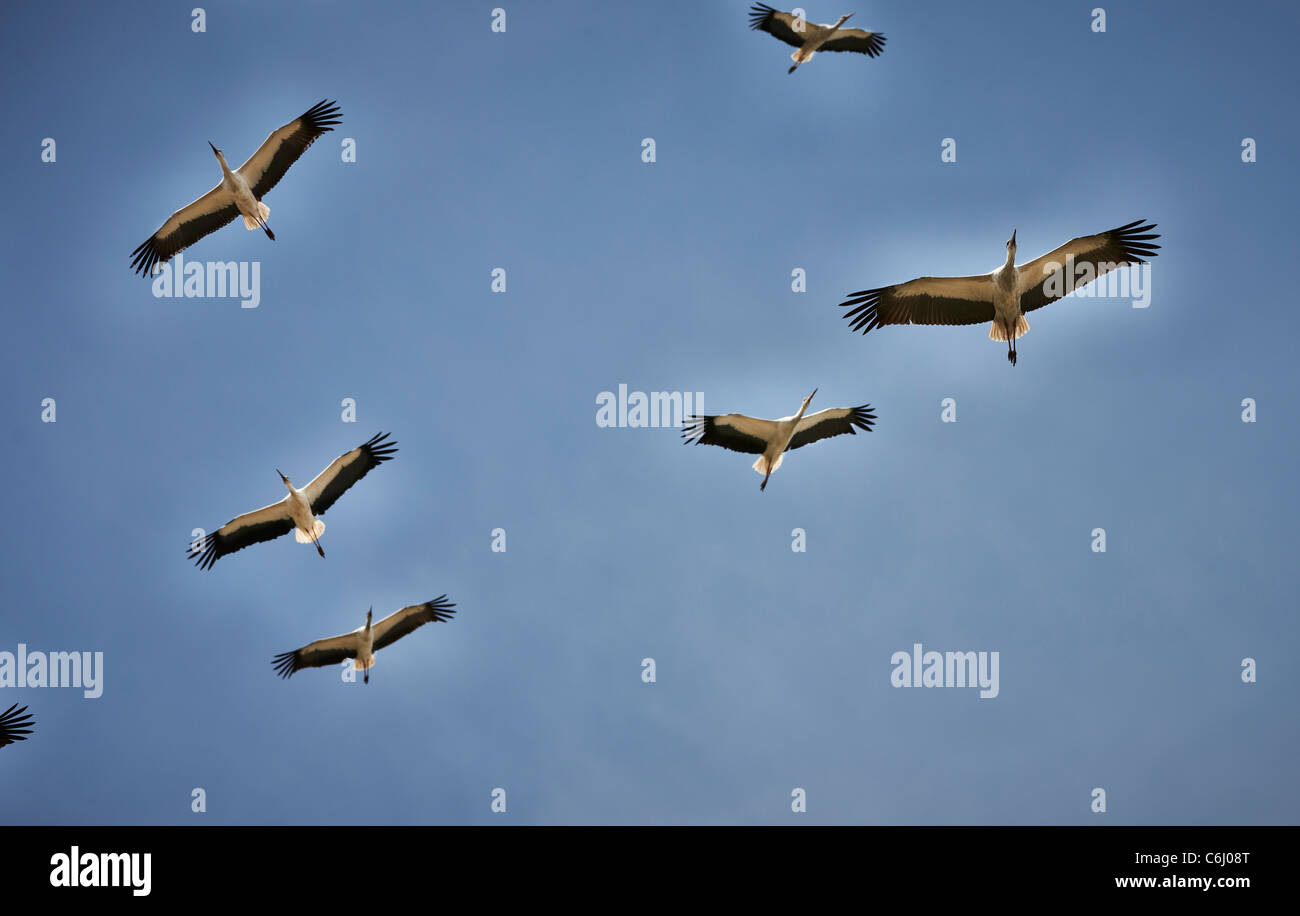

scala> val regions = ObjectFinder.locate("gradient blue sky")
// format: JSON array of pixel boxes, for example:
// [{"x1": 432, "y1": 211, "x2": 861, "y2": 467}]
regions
[{"x1": 0, "y1": 0, "x2": 1296, "y2": 824}]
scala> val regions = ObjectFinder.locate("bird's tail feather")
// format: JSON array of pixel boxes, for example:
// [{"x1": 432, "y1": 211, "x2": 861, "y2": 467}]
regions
[
  {"x1": 245, "y1": 202, "x2": 272, "y2": 236},
  {"x1": 354, "y1": 656, "x2": 374, "y2": 671},
  {"x1": 294, "y1": 519, "x2": 326, "y2": 543},
  {"x1": 753, "y1": 453, "x2": 784, "y2": 475},
  {"x1": 989, "y1": 315, "x2": 1030, "y2": 342}
]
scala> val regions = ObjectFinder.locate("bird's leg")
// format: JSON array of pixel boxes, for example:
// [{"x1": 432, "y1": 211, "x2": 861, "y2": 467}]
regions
[
  {"x1": 260, "y1": 221, "x2": 275, "y2": 241},
  {"x1": 760, "y1": 472, "x2": 770, "y2": 491},
  {"x1": 313, "y1": 537, "x2": 325, "y2": 558}
]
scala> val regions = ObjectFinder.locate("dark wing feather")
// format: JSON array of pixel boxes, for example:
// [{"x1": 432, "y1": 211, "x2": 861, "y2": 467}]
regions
[
  {"x1": 129, "y1": 186, "x2": 240, "y2": 277},
  {"x1": 187, "y1": 504, "x2": 296, "y2": 571},
  {"x1": 840, "y1": 275, "x2": 995, "y2": 333},
  {"x1": 819, "y1": 29, "x2": 887, "y2": 57},
  {"x1": 371, "y1": 596, "x2": 458, "y2": 653},
  {"x1": 786, "y1": 405, "x2": 876, "y2": 451},
  {"x1": 749, "y1": 3, "x2": 806, "y2": 47},
  {"x1": 304, "y1": 432, "x2": 398, "y2": 517},
  {"x1": 1018, "y1": 220, "x2": 1161, "y2": 314},
  {"x1": 242, "y1": 100, "x2": 343, "y2": 200},
  {"x1": 271, "y1": 645, "x2": 354, "y2": 679},
  {"x1": 0, "y1": 703, "x2": 34, "y2": 748},
  {"x1": 682, "y1": 415, "x2": 770, "y2": 455}
]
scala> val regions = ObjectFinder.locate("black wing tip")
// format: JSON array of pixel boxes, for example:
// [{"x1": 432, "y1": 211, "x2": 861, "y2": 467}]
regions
[
  {"x1": 1111, "y1": 219, "x2": 1161, "y2": 261},
  {"x1": 271, "y1": 651, "x2": 298, "y2": 679},
  {"x1": 363, "y1": 431, "x2": 399, "y2": 461},
  {"x1": 129, "y1": 238, "x2": 163, "y2": 277},
  {"x1": 303, "y1": 99, "x2": 343, "y2": 130},
  {"x1": 851, "y1": 404, "x2": 877, "y2": 431},
  {"x1": 680, "y1": 415, "x2": 712, "y2": 442},
  {"x1": 859, "y1": 33, "x2": 887, "y2": 57},
  {"x1": 0, "y1": 702, "x2": 34, "y2": 741},
  {"x1": 839, "y1": 288, "x2": 886, "y2": 334},
  {"x1": 187, "y1": 532, "x2": 219, "y2": 570},
  {"x1": 748, "y1": 3, "x2": 777, "y2": 28},
  {"x1": 426, "y1": 595, "x2": 457, "y2": 620}
]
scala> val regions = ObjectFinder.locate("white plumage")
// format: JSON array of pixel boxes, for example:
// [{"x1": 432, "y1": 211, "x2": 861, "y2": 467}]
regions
[
  {"x1": 683, "y1": 390, "x2": 876, "y2": 490},
  {"x1": 272, "y1": 597, "x2": 458, "y2": 685},
  {"x1": 840, "y1": 220, "x2": 1161, "y2": 365},
  {"x1": 749, "y1": 4, "x2": 886, "y2": 73},
  {"x1": 188, "y1": 432, "x2": 396, "y2": 569},
  {"x1": 131, "y1": 100, "x2": 342, "y2": 276}
]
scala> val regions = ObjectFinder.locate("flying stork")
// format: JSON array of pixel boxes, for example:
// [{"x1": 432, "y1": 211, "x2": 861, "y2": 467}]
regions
[
  {"x1": 839, "y1": 220, "x2": 1161, "y2": 365},
  {"x1": 272, "y1": 596, "x2": 458, "y2": 684},
  {"x1": 683, "y1": 390, "x2": 875, "y2": 490},
  {"x1": 749, "y1": 4, "x2": 885, "y2": 73},
  {"x1": 130, "y1": 100, "x2": 342, "y2": 276},
  {"x1": 188, "y1": 432, "x2": 397, "y2": 570},
  {"x1": 0, "y1": 703, "x2": 33, "y2": 749}
]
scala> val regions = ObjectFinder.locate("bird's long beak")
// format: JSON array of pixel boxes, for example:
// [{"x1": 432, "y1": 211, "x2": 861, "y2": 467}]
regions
[
  {"x1": 809, "y1": 388, "x2": 818, "y2": 401},
  {"x1": 208, "y1": 141, "x2": 218, "y2": 154},
  {"x1": 1011, "y1": 229, "x2": 1016, "y2": 244},
  {"x1": 276, "y1": 468, "x2": 288, "y2": 483},
  {"x1": 845, "y1": 12, "x2": 854, "y2": 20}
]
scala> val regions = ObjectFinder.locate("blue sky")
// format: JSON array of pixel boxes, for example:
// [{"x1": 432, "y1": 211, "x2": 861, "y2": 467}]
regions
[{"x1": 0, "y1": 0, "x2": 1296, "y2": 824}]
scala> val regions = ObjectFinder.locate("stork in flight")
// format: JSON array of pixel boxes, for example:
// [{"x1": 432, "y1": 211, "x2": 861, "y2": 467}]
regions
[
  {"x1": 749, "y1": 4, "x2": 885, "y2": 73},
  {"x1": 683, "y1": 390, "x2": 875, "y2": 490},
  {"x1": 0, "y1": 703, "x2": 33, "y2": 749},
  {"x1": 273, "y1": 596, "x2": 458, "y2": 684},
  {"x1": 130, "y1": 100, "x2": 342, "y2": 276},
  {"x1": 839, "y1": 220, "x2": 1161, "y2": 365},
  {"x1": 188, "y1": 432, "x2": 397, "y2": 570}
]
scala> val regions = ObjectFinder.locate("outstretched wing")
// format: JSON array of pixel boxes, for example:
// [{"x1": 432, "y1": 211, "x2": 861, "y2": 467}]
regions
[
  {"x1": 682, "y1": 414, "x2": 777, "y2": 455},
  {"x1": 130, "y1": 185, "x2": 239, "y2": 277},
  {"x1": 819, "y1": 28, "x2": 886, "y2": 57},
  {"x1": 188, "y1": 500, "x2": 295, "y2": 570},
  {"x1": 301, "y1": 432, "x2": 398, "y2": 517},
  {"x1": 749, "y1": 3, "x2": 807, "y2": 48},
  {"x1": 371, "y1": 596, "x2": 458, "y2": 652},
  {"x1": 786, "y1": 405, "x2": 876, "y2": 451},
  {"x1": 1017, "y1": 220, "x2": 1161, "y2": 313},
  {"x1": 272, "y1": 631, "x2": 360, "y2": 679},
  {"x1": 840, "y1": 275, "x2": 995, "y2": 333},
  {"x1": 238, "y1": 100, "x2": 343, "y2": 200},
  {"x1": 0, "y1": 703, "x2": 34, "y2": 748}
]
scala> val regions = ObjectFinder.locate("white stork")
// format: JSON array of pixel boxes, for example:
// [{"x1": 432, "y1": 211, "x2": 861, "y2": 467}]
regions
[
  {"x1": 749, "y1": 4, "x2": 885, "y2": 73},
  {"x1": 272, "y1": 596, "x2": 458, "y2": 684},
  {"x1": 839, "y1": 220, "x2": 1161, "y2": 365},
  {"x1": 130, "y1": 100, "x2": 342, "y2": 276},
  {"x1": 0, "y1": 703, "x2": 33, "y2": 749},
  {"x1": 683, "y1": 390, "x2": 875, "y2": 490},
  {"x1": 188, "y1": 432, "x2": 397, "y2": 570}
]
